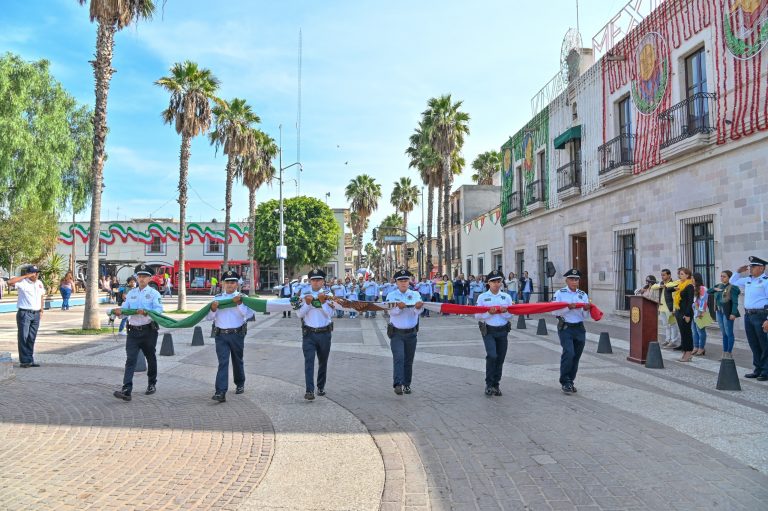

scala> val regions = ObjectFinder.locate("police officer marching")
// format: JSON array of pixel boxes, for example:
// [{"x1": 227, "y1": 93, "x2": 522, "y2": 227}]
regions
[
  {"x1": 297, "y1": 268, "x2": 336, "y2": 400},
  {"x1": 207, "y1": 270, "x2": 255, "y2": 402},
  {"x1": 112, "y1": 263, "x2": 164, "y2": 401},
  {"x1": 386, "y1": 269, "x2": 424, "y2": 395},
  {"x1": 474, "y1": 270, "x2": 513, "y2": 396},
  {"x1": 729, "y1": 256, "x2": 768, "y2": 381},
  {"x1": 552, "y1": 269, "x2": 592, "y2": 394}
]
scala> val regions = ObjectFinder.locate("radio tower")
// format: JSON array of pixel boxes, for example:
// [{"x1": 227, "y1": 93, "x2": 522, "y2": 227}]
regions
[{"x1": 296, "y1": 28, "x2": 302, "y2": 195}]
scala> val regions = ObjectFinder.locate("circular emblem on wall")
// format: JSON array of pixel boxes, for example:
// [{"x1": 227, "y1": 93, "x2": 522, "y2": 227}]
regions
[
  {"x1": 724, "y1": 0, "x2": 768, "y2": 59},
  {"x1": 521, "y1": 131, "x2": 535, "y2": 173},
  {"x1": 631, "y1": 306, "x2": 641, "y2": 324},
  {"x1": 630, "y1": 32, "x2": 669, "y2": 115},
  {"x1": 503, "y1": 148, "x2": 513, "y2": 180}
]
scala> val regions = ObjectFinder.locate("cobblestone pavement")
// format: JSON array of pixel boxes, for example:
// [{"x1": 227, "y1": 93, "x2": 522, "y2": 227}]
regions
[{"x1": 2, "y1": 302, "x2": 768, "y2": 510}]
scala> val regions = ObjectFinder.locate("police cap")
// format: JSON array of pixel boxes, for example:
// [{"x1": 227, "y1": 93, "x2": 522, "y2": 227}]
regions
[
  {"x1": 394, "y1": 269, "x2": 413, "y2": 280},
  {"x1": 748, "y1": 256, "x2": 767, "y2": 267},
  {"x1": 308, "y1": 268, "x2": 326, "y2": 280},
  {"x1": 563, "y1": 268, "x2": 581, "y2": 279},
  {"x1": 135, "y1": 263, "x2": 153, "y2": 276},
  {"x1": 222, "y1": 270, "x2": 240, "y2": 281},
  {"x1": 486, "y1": 270, "x2": 503, "y2": 282}
]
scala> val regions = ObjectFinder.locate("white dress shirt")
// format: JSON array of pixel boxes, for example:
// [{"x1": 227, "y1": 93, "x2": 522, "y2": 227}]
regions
[
  {"x1": 297, "y1": 290, "x2": 334, "y2": 328},
  {"x1": 122, "y1": 285, "x2": 164, "y2": 326},
  {"x1": 205, "y1": 291, "x2": 254, "y2": 328},
  {"x1": 729, "y1": 271, "x2": 768, "y2": 309},
  {"x1": 552, "y1": 287, "x2": 590, "y2": 323},
  {"x1": 331, "y1": 284, "x2": 346, "y2": 298},
  {"x1": 473, "y1": 290, "x2": 513, "y2": 326},
  {"x1": 16, "y1": 278, "x2": 45, "y2": 311},
  {"x1": 386, "y1": 288, "x2": 424, "y2": 329}
]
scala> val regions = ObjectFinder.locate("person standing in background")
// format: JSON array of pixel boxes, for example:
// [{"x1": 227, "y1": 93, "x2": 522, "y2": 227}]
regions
[{"x1": 708, "y1": 271, "x2": 740, "y2": 358}]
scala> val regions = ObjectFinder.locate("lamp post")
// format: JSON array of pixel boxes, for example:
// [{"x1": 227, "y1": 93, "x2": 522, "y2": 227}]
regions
[{"x1": 278, "y1": 124, "x2": 302, "y2": 285}]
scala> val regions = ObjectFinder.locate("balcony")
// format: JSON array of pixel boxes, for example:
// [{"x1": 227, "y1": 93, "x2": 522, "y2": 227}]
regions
[
  {"x1": 658, "y1": 92, "x2": 716, "y2": 160},
  {"x1": 556, "y1": 161, "x2": 581, "y2": 201},
  {"x1": 505, "y1": 192, "x2": 520, "y2": 220},
  {"x1": 524, "y1": 179, "x2": 544, "y2": 213},
  {"x1": 598, "y1": 133, "x2": 634, "y2": 184}
]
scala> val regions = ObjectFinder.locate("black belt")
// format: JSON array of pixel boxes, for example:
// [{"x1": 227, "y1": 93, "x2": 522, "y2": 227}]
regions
[
  {"x1": 565, "y1": 322, "x2": 584, "y2": 327},
  {"x1": 745, "y1": 308, "x2": 768, "y2": 315},
  {"x1": 392, "y1": 326, "x2": 418, "y2": 335},
  {"x1": 127, "y1": 323, "x2": 155, "y2": 332},
  {"x1": 304, "y1": 325, "x2": 332, "y2": 334},
  {"x1": 486, "y1": 323, "x2": 510, "y2": 331},
  {"x1": 18, "y1": 308, "x2": 40, "y2": 313},
  {"x1": 215, "y1": 325, "x2": 246, "y2": 335}
]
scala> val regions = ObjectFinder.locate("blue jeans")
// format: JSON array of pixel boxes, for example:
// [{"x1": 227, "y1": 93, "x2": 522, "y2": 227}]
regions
[
  {"x1": 303, "y1": 331, "x2": 332, "y2": 392},
  {"x1": 510, "y1": 291, "x2": 518, "y2": 303},
  {"x1": 716, "y1": 311, "x2": 735, "y2": 353},
  {"x1": 215, "y1": 332, "x2": 245, "y2": 394},
  {"x1": 336, "y1": 307, "x2": 344, "y2": 318},
  {"x1": 390, "y1": 331, "x2": 417, "y2": 386},
  {"x1": 693, "y1": 318, "x2": 707, "y2": 349},
  {"x1": 16, "y1": 309, "x2": 40, "y2": 364},
  {"x1": 745, "y1": 312, "x2": 768, "y2": 375},
  {"x1": 456, "y1": 295, "x2": 466, "y2": 305},
  {"x1": 364, "y1": 296, "x2": 377, "y2": 317},
  {"x1": 483, "y1": 328, "x2": 509, "y2": 386},
  {"x1": 122, "y1": 328, "x2": 158, "y2": 393},
  {"x1": 119, "y1": 316, "x2": 129, "y2": 332},
  {"x1": 558, "y1": 324, "x2": 586, "y2": 385},
  {"x1": 522, "y1": 291, "x2": 531, "y2": 303},
  {"x1": 60, "y1": 287, "x2": 72, "y2": 310}
]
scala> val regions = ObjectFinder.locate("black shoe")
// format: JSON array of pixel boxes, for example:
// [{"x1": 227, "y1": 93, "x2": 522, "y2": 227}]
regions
[
  {"x1": 757, "y1": 375, "x2": 768, "y2": 381},
  {"x1": 493, "y1": 386, "x2": 502, "y2": 396},
  {"x1": 485, "y1": 386, "x2": 494, "y2": 396},
  {"x1": 317, "y1": 388, "x2": 326, "y2": 396},
  {"x1": 304, "y1": 391, "x2": 315, "y2": 400},
  {"x1": 236, "y1": 386, "x2": 244, "y2": 394},
  {"x1": 394, "y1": 385, "x2": 403, "y2": 395},
  {"x1": 561, "y1": 384, "x2": 574, "y2": 394},
  {"x1": 113, "y1": 390, "x2": 132, "y2": 401},
  {"x1": 19, "y1": 363, "x2": 31, "y2": 368},
  {"x1": 745, "y1": 372, "x2": 760, "y2": 378},
  {"x1": 571, "y1": 385, "x2": 577, "y2": 393},
  {"x1": 29, "y1": 363, "x2": 40, "y2": 367},
  {"x1": 145, "y1": 384, "x2": 156, "y2": 395},
  {"x1": 212, "y1": 392, "x2": 226, "y2": 402},
  {"x1": 403, "y1": 386, "x2": 411, "y2": 394}
]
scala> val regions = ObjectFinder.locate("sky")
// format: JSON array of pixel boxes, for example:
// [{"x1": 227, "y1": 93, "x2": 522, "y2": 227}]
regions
[{"x1": 3, "y1": 0, "x2": 628, "y2": 239}]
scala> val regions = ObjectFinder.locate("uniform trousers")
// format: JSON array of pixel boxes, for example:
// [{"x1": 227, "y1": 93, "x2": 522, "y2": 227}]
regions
[
  {"x1": 215, "y1": 331, "x2": 245, "y2": 393},
  {"x1": 745, "y1": 311, "x2": 768, "y2": 376},
  {"x1": 123, "y1": 328, "x2": 158, "y2": 393},
  {"x1": 302, "y1": 331, "x2": 332, "y2": 392},
  {"x1": 558, "y1": 324, "x2": 586, "y2": 385},
  {"x1": 482, "y1": 327, "x2": 509, "y2": 387},
  {"x1": 16, "y1": 309, "x2": 40, "y2": 364},
  {"x1": 390, "y1": 331, "x2": 417, "y2": 387}
]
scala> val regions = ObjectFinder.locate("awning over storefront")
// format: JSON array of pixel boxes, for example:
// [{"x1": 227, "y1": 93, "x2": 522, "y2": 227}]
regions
[{"x1": 554, "y1": 125, "x2": 581, "y2": 150}]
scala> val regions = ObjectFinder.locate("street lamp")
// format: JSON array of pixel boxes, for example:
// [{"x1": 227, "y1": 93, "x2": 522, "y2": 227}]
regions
[{"x1": 278, "y1": 124, "x2": 302, "y2": 285}]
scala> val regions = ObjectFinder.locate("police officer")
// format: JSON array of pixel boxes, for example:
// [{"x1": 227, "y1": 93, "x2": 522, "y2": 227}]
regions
[
  {"x1": 112, "y1": 263, "x2": 164, "y2": 401},
  {"x1": 297, "y1": 268, "x2": 336, "y2": 400},
  {"x1": 207, "y1": 270, "x2": 254, "y2": 402},
  {"x1": 8, "y1": 265, "x2": 45, "y2": 368},
  {"x1": 474, "y1": 270, "x2": 513, "y2": 396},
  {"x1": 552, "y1": 269, "x2": 592, "y2": 394},
  {"x1": 280, "y1": 277, "x2": 293, "y2": 318},
  {"x1": 386, "y1": 269, "x2": 424, "y2": 395},
  {"x1": 729, "y1": 256, "x2": 768, "y2": 381}
]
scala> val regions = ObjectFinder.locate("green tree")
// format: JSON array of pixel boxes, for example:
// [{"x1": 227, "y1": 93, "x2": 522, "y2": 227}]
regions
[
  {"x1": 0, "y1": 206, "x2": 59, "y2": 276},
  {"x1": 378, "y1": 213, "x2": 405, "y2": 276},
  {"x1": 78, "y1": 0, "x2": 156, "y2": 329},
  {"x1": 0, "y1": 53, "x2": 94, "y2": 212},
  {"x1": 251, "y1": 197, "x2": 341, "y2": 274},
  {"x1": 390, "y1": 176, "x2": 420, "y2": 267},
  {"x1": 471, "y1": 150, "x2": 501, "y2": 185},
  {"x1": 156, "y1": 60, "x2": 221, "y2": 311},
  {"x1": 406, "y1": 122, "x2": 441, "y2": 275},
  {"x1": 210, "y1": 98, "x2": 261, "y2": 269},
  {"x1": 422, "y1": 94, "x2": 470, "y2": 277},
  {"x1": 345, "y1": 174, "x2": 382, "y2": 269}
]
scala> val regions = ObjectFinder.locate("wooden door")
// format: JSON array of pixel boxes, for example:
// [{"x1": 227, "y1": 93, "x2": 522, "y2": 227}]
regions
[{"x1": 571, "y1": 234, "x2": 589, "y2": 293}]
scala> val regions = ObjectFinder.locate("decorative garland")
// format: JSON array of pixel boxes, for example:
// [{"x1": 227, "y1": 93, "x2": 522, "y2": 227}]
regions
[
  {"x1": 58, "y1": 222, "x2": 249, "y2": 246},
  {"x1": 723, "y1": 2, "x2": 768, "y2": 59}
]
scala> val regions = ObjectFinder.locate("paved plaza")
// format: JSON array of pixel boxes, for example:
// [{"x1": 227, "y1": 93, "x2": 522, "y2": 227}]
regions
[{"x1": 1, "y1": 298, "x2": 768, "y2": 510}]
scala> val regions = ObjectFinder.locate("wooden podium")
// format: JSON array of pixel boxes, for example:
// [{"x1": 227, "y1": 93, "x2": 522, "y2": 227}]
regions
[{"x1": 627, "y1": 295, "x2": 659, "y2": 364}]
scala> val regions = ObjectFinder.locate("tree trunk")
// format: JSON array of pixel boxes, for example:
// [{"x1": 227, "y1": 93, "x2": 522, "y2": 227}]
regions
[
  {"x1": 222, "y1": 154, "x2": 235, "y2": 270},
  {"x1": 247, "y1": 185, "x2": 256, "y2": 294},
  {"x1": 82, "y1": 21, "x2": 116, "y2": 330},
  {"x1": 436, "y1": 180, "x2": 443, "y2": 276},
  {"x1": 402, "y1": 211, "x2": 408, "y2": 269},
  {"x1": 426, "y1": 183, "x2": 434, "y2": 277},
  {"x1": 70, "y1": 211, "x2": 76, "y2": 276},
  {"x1": 177, "y1": 133, "x2": 191, "y2": 311},
  {"x1": 443, "y1": 156, "x2": 452, "y2": 277}
]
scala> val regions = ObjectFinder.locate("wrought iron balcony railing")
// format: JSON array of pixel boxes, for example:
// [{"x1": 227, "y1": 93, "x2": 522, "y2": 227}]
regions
[
  {"x1": 556, "y1": 161, "x2": 581, "y2": 193},
  {"x1": 658, "y1": 92, "x2": 716, "y2": 149},
  {"x1": 598, "y1": 133, "x2": 634, "y2": 174},
  {"x1": 525, "y1": 179, "x2": 543, "y2": 205}
]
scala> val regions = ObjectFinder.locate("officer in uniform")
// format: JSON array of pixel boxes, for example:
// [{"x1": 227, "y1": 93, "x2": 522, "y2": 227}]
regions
[
  {"x1": 207, "y1": 270, "x2": 254, "y2": 402},
  {"x1": 112, "y1": 263, "x2": 164, "y2": 401},
  {"x1": 386, "y1": 269, "x2": 424, "y2": 395},
  {"x1": 474, "y1": 270, "x2": 514, "y2": 396},
  {"x1": 552, "y1": 269, "x2": 592, "y2": 394},
  {"x1": 297, "y1": 268, "x2": 336, "y2": 400},
  {"x1": 729, "y1": 256, "x2": 768, "y2": 380},
  {"x1": 280, "y1": 277, "x2": 293, "y2": 318}
]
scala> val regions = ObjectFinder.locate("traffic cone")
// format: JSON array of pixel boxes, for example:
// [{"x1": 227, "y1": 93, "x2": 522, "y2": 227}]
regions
[
  {"x1": 536, "y1": 318, "x2": 548, "y2": 335},
  {"x1": 596, "y1": 332, "x2": 612, "y2": 354},
  {"x1": 645, "y1": 342, "x2": 664, "y2": 369},
  {"x1": 191, "y1": 326, "x2": 205, "y2": 346},
  {"x1": 135, "y1": 350, "x2": 147, "y2": 372},
  {"x1": 516, "y1": 315, "x2": 527, "y2": 329},
  {"x1": 159, "y1": 333, "x2": 174, "y2": 356},
  {"x1": 716, "y1": 358, "x2": 741, "y2": 391}
]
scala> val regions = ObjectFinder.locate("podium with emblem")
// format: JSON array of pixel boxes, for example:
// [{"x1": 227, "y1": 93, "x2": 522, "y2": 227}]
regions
[{"x1": 627, "y1": 295, "x2": 659, "y2": 364}]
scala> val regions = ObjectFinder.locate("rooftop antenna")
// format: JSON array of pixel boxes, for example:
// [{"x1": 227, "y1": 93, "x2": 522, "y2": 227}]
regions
[{"x1": 296, "y1": 28, "x2": 302, "y2": 195}]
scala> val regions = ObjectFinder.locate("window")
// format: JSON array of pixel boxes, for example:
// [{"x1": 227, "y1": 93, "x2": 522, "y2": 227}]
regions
[
  {"x1": 85, "y1": 240, "x2": 107, "y2": 256},
  {"x1": 205, "y1": 238, "x2": 223, "y2": 255},
  {"x1": 477, "y1": 256, "x2": 484, "y2": 276},
  {"x1": 618, "y1": 96, "x2": 634, "y2": 161},
  {"x1": 685, "y1": 47, "x2": 709, "y2": 131},
  {"x1": 614, "y1": 230, "x2": 636, "y2": 310},
  {"x1": 537, "y1": 246, "x2": 549, "y2": 301},
  {"x1": 466, "y1": 258, "x2": 472, "y2": 276},
  {"x1": 515, "y1": 250, "x2": 525, "y2": 278},
  {"x1": 146, "y1": 235, "x2": 166, "y2": 255},
  {"x1": 492, "y1": 252, "x2": 503, "y2": 274}
]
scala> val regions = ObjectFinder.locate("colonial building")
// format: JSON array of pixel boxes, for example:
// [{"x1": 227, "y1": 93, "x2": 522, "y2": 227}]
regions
[
  {"x1": 460, "y1": 204, "x2": 504, "y2": 280},
  {"x1": 447, "y1": 184, "x2": 501, "y2": 276},
  {"x1": 500, "y1": 0, "x2": 768, "y2": 322}
]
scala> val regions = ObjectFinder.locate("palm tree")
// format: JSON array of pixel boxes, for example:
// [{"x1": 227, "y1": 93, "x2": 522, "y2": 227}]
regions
[
  {"x1": 471, "y1": 150, "x2": 501, "y2": 185},
  {"x1": 235, "y1": 129, "x2": 277, "y2": 294},
  {"x1": 406, "y1": 123, "x2": 441, "y2": 275},
  {"x1": 345, "y1": 174, "x2": 382, "y2": 269},
  {"x1": 390, "y1": 176, "x2": 419, "y2": 267},
  {"x1": 422, "y1": 94, "x2": 470, "y2": 277},
  {"x1": 78, "y1": 0, "x2": 155, "y2": 329},
  {"x1": 210, "y1": 98, "x2": 261, "y2": 269},
  {"x1": 156, "y1": 60, "x2": 221, "y2": 311},
  {"x1": 379, "y1": 213, "x2": 405, "y2": 275}
]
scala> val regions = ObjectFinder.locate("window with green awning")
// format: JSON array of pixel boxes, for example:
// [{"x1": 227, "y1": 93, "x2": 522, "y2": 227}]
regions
[{"x1": 554, "y1": 125, "x2": 581, "y2": 150}]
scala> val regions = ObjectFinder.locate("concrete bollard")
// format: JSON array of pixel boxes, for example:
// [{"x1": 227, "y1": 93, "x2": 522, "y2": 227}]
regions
[
  {"x1": 135, "y1": 350, "x2": 147, "y2": 372},
  {"x1": 645, "y1": 341, "x2": 664, "y2": 369},
  {"x1": 191, "y1": 326, "x2": 205, "y2": 346},
  {"x1": 536, "y1": 318, "x2": 548, "y2": 335},
  {"x1": 716, "y1": 358, "x2": 741, "y2": 391},
  {"x1": 516, "y1": 315, "x2": 527, "y2": 329},
  {"x1": 596, "y1": 332, "x2": 613, "y2": 354},
  {"x1": 159, "y1": 333, "x2": 175, "y2": 356}
]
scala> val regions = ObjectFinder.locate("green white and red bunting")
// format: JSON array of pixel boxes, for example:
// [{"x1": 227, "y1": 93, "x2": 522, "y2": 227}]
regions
[
  {"x1": 488, "y1": 209, "x2": 501, "y2": 224},
  {"x1": 474, "y1": 216, "x2": 485, "y2": 230},
  {"x1": 463, "y1": 223, "x2": 472, "y2": 234}
]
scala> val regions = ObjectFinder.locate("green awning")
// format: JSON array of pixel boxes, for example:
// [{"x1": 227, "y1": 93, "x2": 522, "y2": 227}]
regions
[{"x1": 554, "y1": 125, "x2": 581, "y2": 150}]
